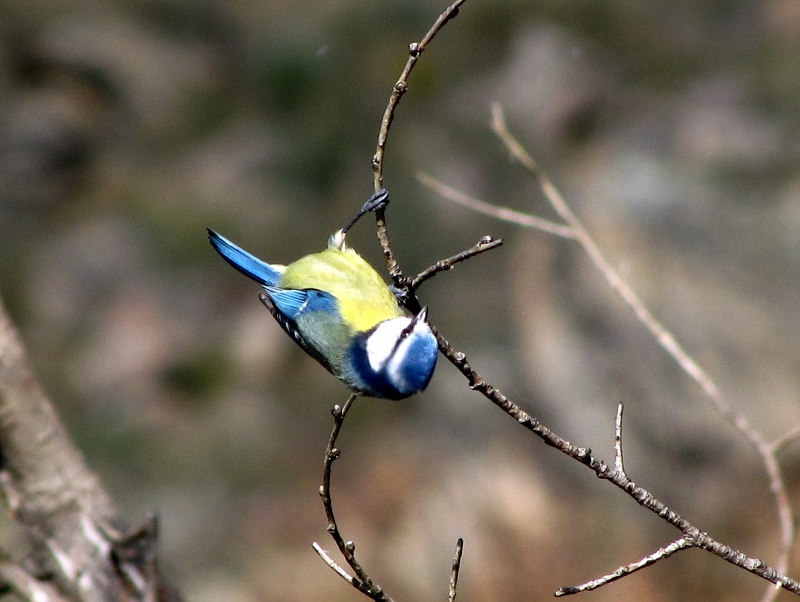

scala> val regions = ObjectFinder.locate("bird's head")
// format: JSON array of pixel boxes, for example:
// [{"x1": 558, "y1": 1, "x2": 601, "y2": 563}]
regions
[{"x1": 349, "y1": 308, "x2": 438, "y2": 399}]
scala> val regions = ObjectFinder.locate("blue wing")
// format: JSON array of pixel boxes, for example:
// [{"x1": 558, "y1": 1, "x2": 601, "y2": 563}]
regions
[
  {"x1": 264, "y1": 286, "x2": 338, "y2": 321},
  {"x1": 207, "y1": 228, "x2": 283, "y2": 286},
  {"x1": 260, "y1": 286, "x2": 341, "y2": 374}
]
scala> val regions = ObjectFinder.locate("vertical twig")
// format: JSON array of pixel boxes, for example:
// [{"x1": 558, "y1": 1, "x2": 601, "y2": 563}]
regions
[
  {"x1": 315, "y1": 3, "x2": 470, "y2": 599},
  {"x1": 614, "y1": 403, "x2": 625, "y2": 476},
  {"x1": 447, "y1": 538, "x2": 464, "y2": 602},
  {"x1": 371, "y1": 0, "x2": 468, "y2": 287},
  {"x1": 315, "y1": 396, "x2": 393, "y2": 602}
]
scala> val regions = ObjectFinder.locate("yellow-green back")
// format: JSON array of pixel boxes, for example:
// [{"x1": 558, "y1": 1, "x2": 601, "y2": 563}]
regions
[{"x1": 280, "y1": 247, "x2": 403, "y2": 333}]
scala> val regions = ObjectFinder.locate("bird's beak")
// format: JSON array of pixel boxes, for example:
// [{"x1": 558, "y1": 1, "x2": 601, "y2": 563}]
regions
[{"x1": 413, "y1": 307, "x2": 429, "y2": 325}]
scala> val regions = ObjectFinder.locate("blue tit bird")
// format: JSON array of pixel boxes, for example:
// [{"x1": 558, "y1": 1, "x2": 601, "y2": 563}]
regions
[{"x1": 207, "y1": 191, "x2": 438, "y2": 399}]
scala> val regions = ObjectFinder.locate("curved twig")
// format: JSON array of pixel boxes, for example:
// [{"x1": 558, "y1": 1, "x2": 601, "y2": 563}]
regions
[
  {"x1": 371, "y1": 0, "x2": 468, "y2": 288},
  {"x1": 315, "y1": 395, "x2": 393, "y2": 602}
]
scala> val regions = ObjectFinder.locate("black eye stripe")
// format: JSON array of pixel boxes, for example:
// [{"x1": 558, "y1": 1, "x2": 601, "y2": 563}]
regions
[{"x1": 389, "y1": 324, "x2": 415, "y2": 359}]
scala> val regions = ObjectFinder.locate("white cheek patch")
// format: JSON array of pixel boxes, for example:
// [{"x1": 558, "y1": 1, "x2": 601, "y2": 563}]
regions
[
  {"x1": 366, "y1": 318, "x2": 411, "y2": 372},
  {"x1": 385, "y1": 337, "x2": 415, "y2": 389}
]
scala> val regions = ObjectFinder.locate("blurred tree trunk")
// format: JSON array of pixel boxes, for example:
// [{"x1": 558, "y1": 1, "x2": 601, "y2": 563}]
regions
[{"x1": 0, "y1": 295, "x2": 180, "y2": 601}]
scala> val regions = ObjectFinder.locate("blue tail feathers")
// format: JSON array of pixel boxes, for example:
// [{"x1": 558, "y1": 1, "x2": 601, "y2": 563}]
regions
[{"x1": 207, "y1": 228, "x2": 283, "y2": 286}]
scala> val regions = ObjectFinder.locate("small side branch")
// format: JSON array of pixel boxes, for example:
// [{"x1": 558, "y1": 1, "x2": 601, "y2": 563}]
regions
[
  {"x1": 769, "y1": 424, "x2": 800, "y2": 455},
  {"x1": 556, "y1": 537, "x2": 693, "y2": 596},
  {"x1": 412, "y1": 236, "x2": 503, "y2": 291},
  {"x1": 614, "y1": 403, "x2": 625, "y2": 477},
  {"x1": 448, "y1": 538, "x2": 464, "y2": 602},
  {"x1": 553, "y1": 408, "x2": 686, "y2": 596},
  {"x1": 312, "y1": 543, "x2": 360, "y2": 587},
  {"x1": 389, "y1": 236, "x2": 504, "y2": 314},
  {"x1": 416, "y1": 171, "x2": 576, "y2": 239}
]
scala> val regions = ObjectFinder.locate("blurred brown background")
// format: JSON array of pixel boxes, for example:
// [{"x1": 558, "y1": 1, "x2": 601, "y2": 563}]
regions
[{"x1": 2, "y1": 0, "x2": 800, "y2": 600}]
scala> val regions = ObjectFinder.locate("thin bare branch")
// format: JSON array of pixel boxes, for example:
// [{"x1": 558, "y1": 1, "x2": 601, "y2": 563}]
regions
[
  {"x1": 448, "y1": 538, "x2": 464, "y2": 602},
  {"x1": 555, "y1": 537, "x2": 693, "y2": 596},
  {"x1": 317, "y1": 396, "x2": 393, "y2": 602},
  {"x1": 417, "y1": 171, "x2": 576, "y2": 239},
  {"x1": 411, "y1": 235, "x2": 504, "y2": 291},
  {"x1": 0, "y1": 560, "x2": 70, "y2": 602},
  {"x1": 487, "y1": 104, "x2": 794, "y2": 602},
  {"x1": 371, "y1": 0, "x2": 468, "y2": 287},
  {"x1": 614, "y1": 403, "x2": 625, "y2": 476},
  {"x1": 312, "y1": 543, "x2": 360, "y2": 586},
  {"x1": 372, "y1": 0, "x2": 467, "y2": 191},
  {"x1": 770, "y1": 424, "x2": 800, "y2": 455}
]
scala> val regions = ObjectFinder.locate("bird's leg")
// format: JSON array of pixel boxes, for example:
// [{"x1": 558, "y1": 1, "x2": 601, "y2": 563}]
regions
[{"x1": 341, "y1": 189, "x2": 390, "y2": 235}]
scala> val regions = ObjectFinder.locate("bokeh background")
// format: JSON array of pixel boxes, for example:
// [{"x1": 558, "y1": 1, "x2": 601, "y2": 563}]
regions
[{"x1": 2, "y1": 0, "x2": 800, "y2": 600}]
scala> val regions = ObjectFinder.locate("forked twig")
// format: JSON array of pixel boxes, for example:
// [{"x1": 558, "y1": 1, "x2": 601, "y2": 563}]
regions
[
  {"x1": 488, "y1": 104, "x2": 795, "y2": 602},
  {"x1": 315, "y1": 3, "x2": 473, "y2": 600},
  {"x1": 420, "y1": 105, "x2": 799, "y2": 598},
  {"x1": 552, "y1": 407, "x2": 693, "y2": 595},
  {"x1": 314, "y1": 395, "x2": 393, "y2": 602}
]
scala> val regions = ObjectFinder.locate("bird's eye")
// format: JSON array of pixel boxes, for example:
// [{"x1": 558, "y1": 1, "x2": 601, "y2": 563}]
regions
[{"x1": 387, "y1": 323, "x2": 414, "y2": 360}]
